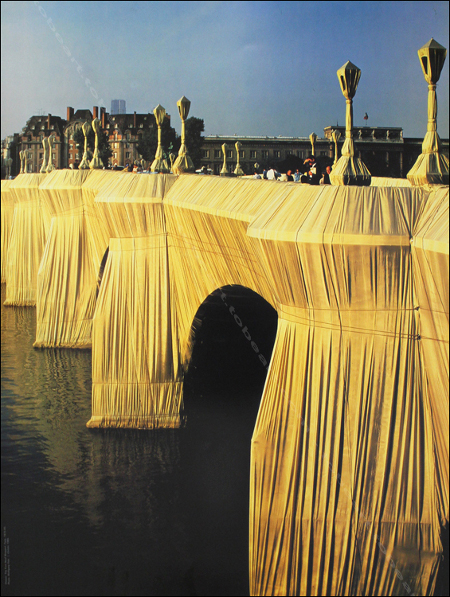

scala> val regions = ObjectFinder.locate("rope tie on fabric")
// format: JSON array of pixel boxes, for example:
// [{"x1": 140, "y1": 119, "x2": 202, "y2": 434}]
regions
[
  {"x1": 109, "y1": 235, "x2": 168, "y2": 252},
  {"x1": 278, "y1": 304, "x2": 421, "y2": 340}
]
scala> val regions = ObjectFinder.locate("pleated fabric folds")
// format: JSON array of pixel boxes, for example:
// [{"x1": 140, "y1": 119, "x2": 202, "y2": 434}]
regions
[
  {"x1": 7, "y1": 169, "x2": 445, "y2": 596},
  {"x1": 34, "y1": 169, "x2": 114, "y2": 348},
  {"x1": 246, "y1": 184, "x2": 447, "y2": 596},
  {"x1": 4, "y1": 173, "x2": 50, "y2": 306},
  {"x1": 87, "y1": 173, "x2": 181, "y2": 428},
  {"x1": 1, "y1": 179, "x2": 14, "y2": 283}
]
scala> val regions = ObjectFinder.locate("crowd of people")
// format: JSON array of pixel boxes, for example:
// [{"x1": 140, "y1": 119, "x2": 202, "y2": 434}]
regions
[
  {"x1": 256, "y1": 157, "x2": 332, "y2": 185},
  {"x1": 68, "y1": 157, "x2": 332, "y2": 182}
]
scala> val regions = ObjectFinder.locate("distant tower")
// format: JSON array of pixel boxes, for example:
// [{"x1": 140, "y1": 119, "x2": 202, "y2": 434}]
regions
[{"x1": 111, "y1": 99, "x2": 126, "y2": 115}]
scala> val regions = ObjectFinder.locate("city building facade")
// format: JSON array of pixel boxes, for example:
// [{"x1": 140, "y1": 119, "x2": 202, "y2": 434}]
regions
[
  {"x1": 17, "y1": 114, "x2": 66, "y2": 173},
  {"x1": 200, "y1": 126, "x2": 449, "y2": 178},
  {"x1": 3, "y1": 109, "x2": 448, "y2": 178}
]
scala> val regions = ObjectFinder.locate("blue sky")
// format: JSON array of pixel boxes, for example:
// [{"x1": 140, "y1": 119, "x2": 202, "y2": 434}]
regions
[{"x1": 1, "y1": 1, "x2": 449, "y2": 139}]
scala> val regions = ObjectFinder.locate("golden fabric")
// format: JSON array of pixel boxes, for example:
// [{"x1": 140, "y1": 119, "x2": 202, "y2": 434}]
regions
[
  {"x1": 370, "y1": 177, "x2": 412, "y2": 187},
  {"x1": 11, "y1": 170, "x2": 446, "y2": 595},
  {"x1": 87, "y1": 173, "x2": 180, "y2": 428},
  {"x1": 4, "y1": 173, "x2": 50, "y2": 306},
  {"x1": 245, "y1": 183, "x2": 447, "y2": 596},
  {"x1": 34, "y1": 169, "x2": 113, "y2": 348},
  {"x1": 1, "y1": 180, "x2": 14, "y2": 283}
]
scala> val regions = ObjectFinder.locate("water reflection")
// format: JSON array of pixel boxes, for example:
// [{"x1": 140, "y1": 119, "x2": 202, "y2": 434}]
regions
[{"x1": 1, "y1": 284, "x2": 278, "y2": 596}]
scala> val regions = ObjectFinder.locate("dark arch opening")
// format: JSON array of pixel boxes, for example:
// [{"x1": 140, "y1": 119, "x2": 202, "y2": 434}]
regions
[
  {"x1": 179, "y1": 285, "x2": 278, "y2": 596},
  {"x1": 96, "y1": 247, "x2": 109, "y2": 298}
]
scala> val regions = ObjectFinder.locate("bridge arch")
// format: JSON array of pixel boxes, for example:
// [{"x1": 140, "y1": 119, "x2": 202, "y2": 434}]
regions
[
  {"x1": 183, "y1": 284, "x2": 278, "y2": 404},
  {"x1": 180, "y1": 285, "x2": 278, "y2": 594}
]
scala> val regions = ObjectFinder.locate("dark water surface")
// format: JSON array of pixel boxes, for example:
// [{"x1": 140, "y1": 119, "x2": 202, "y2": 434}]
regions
[
  {"x1": 1, "y1": 284, "x2": 278, "y2": 597},
  {"x1": 2, "y1": 283, "x2": 449, "y2": 597}
]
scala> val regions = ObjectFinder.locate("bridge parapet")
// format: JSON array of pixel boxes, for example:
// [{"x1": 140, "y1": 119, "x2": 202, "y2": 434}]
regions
[{"x1": 4, "y1": 173, "x2": 49, "y2": 306}]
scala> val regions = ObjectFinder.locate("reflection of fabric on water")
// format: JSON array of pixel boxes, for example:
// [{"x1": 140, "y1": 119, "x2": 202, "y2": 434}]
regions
[{"x1": 1, "y1": 169, "x2": 448, "y2": 596}]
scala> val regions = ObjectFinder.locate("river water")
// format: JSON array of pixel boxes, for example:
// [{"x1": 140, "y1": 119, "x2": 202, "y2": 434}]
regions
[
  {"x1": 2, "y1": 283, "x2": 448, "y2": 597},
  {"x1": 1, "y1": 284, "x2": 278, "y2": 597}
]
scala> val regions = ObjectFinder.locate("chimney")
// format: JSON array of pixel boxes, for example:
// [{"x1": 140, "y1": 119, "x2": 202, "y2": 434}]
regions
[
  {"x1": 100, "y1": 107, "x2": 106, "y2": 129},
  {"x1": 93, "y1": 106, "x2": 99, "y2": 119},
  {"x1": 67, "y1": 106, "x2": 74, "y2": 121},
  {"x1": 47, "y1": 113, "x2": 51, "y2": 129},
  {"x1": 133, "y1": 111, "x2": 137, "y2": 129}
]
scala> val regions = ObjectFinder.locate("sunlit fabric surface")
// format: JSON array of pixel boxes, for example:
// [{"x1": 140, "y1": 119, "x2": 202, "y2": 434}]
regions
[
  {"x1": 370, "y1": 176, "x2": 412, "y2": 187},
  {"x1": 87, "y1": 173, "x2": 180, "y2": 428},
  {"x1": 4, "y1": 173, "x2": 50, "y2": 306},
  {"x1": 7, "y1": 170, "x2": 446, "y2": 596},
  {"x1": 34, "y1": 169, "x2": 114, "y2": 348},
  {"x1": 1, "y1": 179, "x2": 14, "y2": 283},
  {"x1": 246, "y1": 183, "x2": 448, "y2": 596},
  {"x1": 88, "y1": 175, "x2": 446, "y2": 595}
]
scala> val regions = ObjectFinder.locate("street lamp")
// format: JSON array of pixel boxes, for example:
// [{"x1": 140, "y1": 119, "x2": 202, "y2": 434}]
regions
[
  {"x1": 234, "y1": 141, "x2": 245, "y2": 176},
  {"x1": 332, "y1": 129, "x2": 341, "y2": 167},
  {"x1": 221, "y1": 143, "x2": 228, "y2": 176},
  {"x1": 173, "y1": 96, "x2": 194, "y2": 174},
  {"x1": 79, "y1": 122, "x2": 91, "y2": 170},
  {"x1": 329, "y1": 61, "x2": 371, "y2": 185},
  {"x1": 19, "y1": 150, "x2": 26, "y2": 174},
  {"x1": 89, "y1": 118, "x2": 103, "y2": 170},
  {"x1": 407, "y1": 39, "x2": 448, "y2": 185},
  {"x1": 151, "y1": 105, "x2": 169, "y2": 173},
  {"x1": 46, "y1": 135, "x2": 55, "y2": 173},
  {"x1": 39, "y1": 137, "x2": 49, "y2": 173},
  {"x1": 309, "y1": 132, "x2": 317, "y2": 157}
]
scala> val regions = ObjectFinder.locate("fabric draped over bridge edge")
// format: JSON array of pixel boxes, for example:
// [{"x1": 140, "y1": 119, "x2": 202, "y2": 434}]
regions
[
  {"x1": 0, "y1": 172, "x2": 448, "y2": 596},
  {"x1": 1, "y1": 179, "x2": 14, "y2": 284}
]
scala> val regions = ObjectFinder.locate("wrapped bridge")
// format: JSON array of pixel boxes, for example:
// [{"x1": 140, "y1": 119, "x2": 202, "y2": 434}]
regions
[{"x1": 1, "y1": 170, "x2": 448, "y2": 596}]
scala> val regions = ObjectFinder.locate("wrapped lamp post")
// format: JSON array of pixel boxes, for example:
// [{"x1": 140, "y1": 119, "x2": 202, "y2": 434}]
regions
[
  {"x1": 173, "y1": 96, "x2": 194, "y2": 174},
  {"x1": 234, "y1": 141, "x2": 245, "y2": 176},
  {"x1": 220, "y1": 143, "x2": 228, "y2": 176},
  {"x1": 39, "y1": 137, "x2": 49, "y2": 173},
  {"x1": 407, "y1": 39, "x2": 449, "y2": 186},
  {"x1": 19, "y1": 150, "x2": 26, "y2": 174},
  {"x1": 79, "y1": 122, "x2": 91, "y2": 170},
  {"x1": 89, "y1": 119, "x2": 103, "y2": 170},
  {"x1": 46, "y1": 135, "x2": 55, "y2": 173},
  {"x1": 151, "y1": 105, "x2": 169, "y2": 173},
  {"x1": 329, "y1": 61, "x2": 371, "y2": 185},
  {"x1": 309, "y1": 132, "x2": 317, "y2": 157},
  {"x1": 332, "y1": 129, "x2": 341, "y2": 167}
]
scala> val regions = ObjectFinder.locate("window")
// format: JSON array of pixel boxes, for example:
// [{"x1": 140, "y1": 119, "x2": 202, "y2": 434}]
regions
[
  {"x1": 126, "y1": 152, "x2": 130, "y2": 158},
  {"x1": 202, "y1": 150, "x2": 210, "y2": 158},
  {"x1": 250, "y1": 150, "x2": 257, "y2": 159},
  {"x1": 274, "y1": 151, "x2": 281, "y2": 158},
  {"x1": 239, "y1": 151, "x2": 244, "y2": 159},
  {"x1": 262, "y1": 150, "x2": 269, "y2": 159},
  {"x1": 227, "y1": 150, "x2": 233, "y2": 159},
  {"x1": 214, "y1": 150, "x2": 221, "y2": 158},
  {"x1": 297, "y1": 150, "x2": 304, "y2": 158}
]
